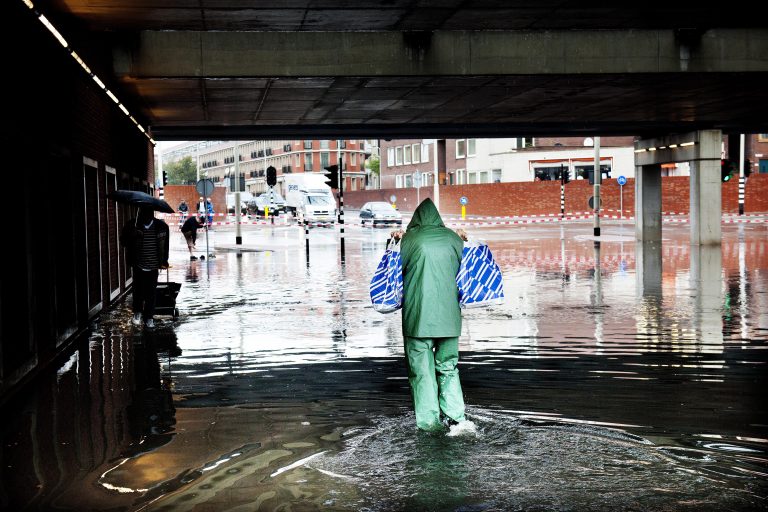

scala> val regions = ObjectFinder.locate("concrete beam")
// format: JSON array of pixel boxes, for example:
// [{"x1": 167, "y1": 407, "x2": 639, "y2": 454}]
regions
[{"x1": 115, "y1": 29, "x2": 768, "y2": 78}]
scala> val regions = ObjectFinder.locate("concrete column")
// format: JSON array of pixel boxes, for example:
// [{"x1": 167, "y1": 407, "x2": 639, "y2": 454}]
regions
[
  {"x1": 634, "y1": 164, "x2": 662, "y2": 242},
  {"x1": 635, "y1": 241, "x2": 662, "y2": 299},
  {"x1": 690, "y1": 244, "x2": 723, "y2": 352},
  {"x1": 690, "y1": 130, "x2": 722, "y2": 245}
]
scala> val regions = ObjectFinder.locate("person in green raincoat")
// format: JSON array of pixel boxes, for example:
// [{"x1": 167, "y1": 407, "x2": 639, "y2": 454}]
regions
[{"x1": 393, "y1": 198, "x2": 466, "y2": 431}]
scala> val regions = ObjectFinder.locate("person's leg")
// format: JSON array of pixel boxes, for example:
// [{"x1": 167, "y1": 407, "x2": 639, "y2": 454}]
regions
[
  {"x1": 404, "y1": 337, "x2": 441, "y2": 431},
  {"x1": 434, "y1": 337, "x2": 466, "y2": 423},
  {"x1": 184, "y1": 231, "x2": 194, "y2": 256},
  {"x1": 133, "y1": 266, "x2": 145, "y2": 314},
  {"x1": 143, "y1": 269, "x2": 159, "y2": 322}
]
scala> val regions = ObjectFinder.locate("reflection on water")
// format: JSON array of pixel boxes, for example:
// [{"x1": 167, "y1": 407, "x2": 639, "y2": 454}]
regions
[{"x1": 1, "y1": 223, "x2": 766, "y2": 511}]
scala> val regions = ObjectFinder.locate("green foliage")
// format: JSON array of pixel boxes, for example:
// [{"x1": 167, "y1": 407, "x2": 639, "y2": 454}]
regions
[
  {"x1": 367, "y1": 155, "x2": 380, "y2": 176},
  {"x1": 164, "y1": 156, "x2": 197, "y2": 185}
]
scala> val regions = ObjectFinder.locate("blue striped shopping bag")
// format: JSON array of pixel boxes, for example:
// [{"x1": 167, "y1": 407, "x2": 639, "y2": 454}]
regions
[
  {"x1": 370, "y1": 239, "x2": 404, "y2": 313},
  {"x1": 456, "y1": 241, "x2": 504, "y2": 308}
]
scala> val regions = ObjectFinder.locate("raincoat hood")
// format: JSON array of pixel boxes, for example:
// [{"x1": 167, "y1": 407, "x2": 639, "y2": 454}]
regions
[{"x1": 407, "y1": 198, "x2": 444, "y2": 231}]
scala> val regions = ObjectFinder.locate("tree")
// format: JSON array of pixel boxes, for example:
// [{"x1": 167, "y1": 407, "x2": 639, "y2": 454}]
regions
[
  {"x1": 164, "y1": 156, "x2": 197, "y2": 185},
  {"x1": 367, "y1": 155, "x2": 380, "y2": 176}
]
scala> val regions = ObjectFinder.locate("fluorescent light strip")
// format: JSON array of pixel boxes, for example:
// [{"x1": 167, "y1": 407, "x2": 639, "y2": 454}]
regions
[
  {"x1": 680, "y1": 142, "x2": 696, "y2": 147},
  {"x1": 24, "y1": 0, "x2": 154, "y2": 145},
  {"x1": 39, "y1": 15, "x2": 68, "y2": 48}
]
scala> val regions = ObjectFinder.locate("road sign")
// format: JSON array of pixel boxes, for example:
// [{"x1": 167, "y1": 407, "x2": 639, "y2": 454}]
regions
[
  {"x1": 413, "y1": 171, "x2": 422, "y2": 188},
  {"x1": 617, "y1": 175, "x2": 627, "y2": 186},
  {"x1": 460, "y1": 196, "x2": 468, "y2": 205},
  {"x1": 390, "y1": 194, "x2": 397, "y2": 203},
  {"x1": 196, "y1": 178, "x2": 215, "y2": 197},
  {"x1": 588, "y1": 196, "x2": 602, "y2": 209}
]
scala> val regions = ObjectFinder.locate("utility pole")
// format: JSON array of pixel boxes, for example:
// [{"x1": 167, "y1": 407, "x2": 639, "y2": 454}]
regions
[
  {"x1": 433, "y1": 140, "x2": 439, "y2": 210},
  {"x1": 593, "y1": 136, "x2": 601, "y2": 238},
  {"x1": 739, "y1": 133, "x2": 745, "y2": 216},
  {"x1": 234, "y1": 142, "x2": 242, "y2": 245},
  {"x1": 338, "y1": 140, "x2": 345, "y2": 263}
]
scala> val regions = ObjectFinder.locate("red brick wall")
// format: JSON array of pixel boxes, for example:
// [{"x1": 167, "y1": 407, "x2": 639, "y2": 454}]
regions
[
  {"x1": 162, "y1": 185, "x2": 227, "y2": 217},
  {"x1": 347, "y1": 176, "x2": 768, "y2": 216}
]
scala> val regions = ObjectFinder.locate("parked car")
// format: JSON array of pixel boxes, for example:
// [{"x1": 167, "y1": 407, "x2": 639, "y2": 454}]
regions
[
  {"x1": 359, "y1": 201, "x2": 402, "y2": 226},
  {"x1": 248, "y1": 192, "x2": 287, "y2": 215}
]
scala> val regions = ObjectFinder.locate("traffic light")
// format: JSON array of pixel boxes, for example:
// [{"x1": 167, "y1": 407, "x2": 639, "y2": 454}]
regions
[
  {"x1": 266, "y1": 166, "x2": 277, "y2": 186},
  {"x1": 744, "y1": 159, "x2": 752, "y2": 178},
  {"x1": 721, "y1": 159, "x2": 735, "y2": 182},
  {"x1": 162, "y1": 169, "x2": 168, "y2": 186},
  {"x1": 559, "y1": 166, "x2": 570, "y2": 184},
  {"x1": 324, "y1": 164, "x2": 339, "y2": 189}
]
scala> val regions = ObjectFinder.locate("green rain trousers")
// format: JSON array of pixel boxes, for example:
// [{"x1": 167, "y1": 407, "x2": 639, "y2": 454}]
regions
[
  {"x1": 405, "y1": 336, "x2": 466, "y2": 430},
  {"x1": 400, "y1": 199, "x2": 466, "y2": 430}
]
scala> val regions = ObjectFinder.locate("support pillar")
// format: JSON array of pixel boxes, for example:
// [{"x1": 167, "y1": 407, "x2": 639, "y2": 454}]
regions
[
  {"x1": 689, "y1": 130, "x2": 722, "y2": 246},
  {"x1": 635, "y1": 164, "x2": 661, "y2": 242}
]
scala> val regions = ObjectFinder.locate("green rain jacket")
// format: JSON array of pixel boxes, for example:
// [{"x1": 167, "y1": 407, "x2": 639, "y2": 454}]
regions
[{"x1": 400, "y1": 199, "x2": 464, "y2": 337}]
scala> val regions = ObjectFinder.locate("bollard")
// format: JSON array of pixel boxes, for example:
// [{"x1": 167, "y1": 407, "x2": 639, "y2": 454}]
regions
[{"x1": 305, "y1": 220, "x2": 310, "y2": 263}]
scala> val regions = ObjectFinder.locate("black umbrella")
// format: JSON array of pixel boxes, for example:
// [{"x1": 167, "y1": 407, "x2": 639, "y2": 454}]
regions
[{"x1": 108, "y1": 190, "x2": 174, "y2": 213}]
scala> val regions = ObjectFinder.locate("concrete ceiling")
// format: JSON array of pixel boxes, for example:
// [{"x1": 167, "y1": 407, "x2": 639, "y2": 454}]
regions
[{"x1": 38, "y1": 1, "x2": 768, "y2": 138}]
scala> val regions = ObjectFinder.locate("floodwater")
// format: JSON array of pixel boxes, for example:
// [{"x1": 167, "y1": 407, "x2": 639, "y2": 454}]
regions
[{"x1": 2, "y1": 220, "x2": 767, "y2": 511}]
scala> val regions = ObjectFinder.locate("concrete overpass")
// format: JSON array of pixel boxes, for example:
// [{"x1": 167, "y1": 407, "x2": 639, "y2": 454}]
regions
[{"x1": 33, "y1": 1, "x2": 768, "y2": 138}]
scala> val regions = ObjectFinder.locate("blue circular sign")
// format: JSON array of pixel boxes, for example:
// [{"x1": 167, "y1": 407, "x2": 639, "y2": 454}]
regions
[
  {"x1": 617, "y1": 176, "x2": 627, "y2": 186},
  {"x1": 460, "y1": 196, "x2": 468, "y2": 205}
]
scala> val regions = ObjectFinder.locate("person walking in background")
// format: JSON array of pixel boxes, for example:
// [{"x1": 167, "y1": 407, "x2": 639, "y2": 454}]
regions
[
  {"x1": 205, "y1": 197, "x2": 215, "y2": 227},
  {"x1": 177, "y1": 199, "x2": 189, "y2": 225},
  {"x1": 181, "y1": 212, "x2": 206, "y2": 261},
  {"x1": 392, "y1": 198, "x2": 468, "y2": 432},
  {"x1": 121, "y1": 207, "x2": 170, "y2": 329}
]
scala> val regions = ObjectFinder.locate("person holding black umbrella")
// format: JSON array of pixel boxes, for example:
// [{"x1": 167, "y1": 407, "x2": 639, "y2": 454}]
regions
[{"x1": 121, "y1": 207, "x2": 170, "y2": 328}]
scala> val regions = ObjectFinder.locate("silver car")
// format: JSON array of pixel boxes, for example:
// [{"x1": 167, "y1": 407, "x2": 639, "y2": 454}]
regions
[{"x1": 359, "y1": 201, "x2": 402, "y2": 226}]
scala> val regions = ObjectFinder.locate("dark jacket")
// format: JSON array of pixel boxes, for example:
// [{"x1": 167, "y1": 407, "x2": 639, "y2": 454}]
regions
[
  {"x1": 400, "y1": 198, "x2": 464, "y2": 338},
  {"x1": 178, "y1": 202, "x2": 189, "y2": 212},
  {"x1": 181, "y1": 216, "x2": 205, "y2": 233},
  {"x1": 121, "y1": 218, "x2": 170, "y2": 268}
]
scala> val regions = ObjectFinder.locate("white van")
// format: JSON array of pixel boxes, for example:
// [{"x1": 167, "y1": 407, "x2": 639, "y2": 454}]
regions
[{"x1": 282, "y1": 174, "x2": 336, "y2": 223}]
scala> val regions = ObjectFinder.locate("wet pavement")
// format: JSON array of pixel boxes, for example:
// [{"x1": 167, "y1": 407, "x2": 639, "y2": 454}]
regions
[{"x1": 2, "y1": 219, "x2": 767, "y2": 511}]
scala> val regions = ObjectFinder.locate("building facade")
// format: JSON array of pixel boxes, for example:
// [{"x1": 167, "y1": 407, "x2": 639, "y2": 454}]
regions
[
  {"x1": 162, "y1": 140, "x2": 369, "y2": 197},
  {"x1": 380, "y1": 137, "x2": 638, "y2": 189}
]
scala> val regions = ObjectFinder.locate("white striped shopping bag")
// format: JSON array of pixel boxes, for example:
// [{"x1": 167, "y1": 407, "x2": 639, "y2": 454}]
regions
[
  {"x1": 370, "y1": 239, "x2": 404, "y2": 313},
  {"x1": 456, "y1": 241, "x2": 504, "y2": 308}
]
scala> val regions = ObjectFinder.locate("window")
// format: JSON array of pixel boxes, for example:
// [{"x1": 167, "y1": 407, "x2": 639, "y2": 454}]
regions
[
  {"x1": 404, "y1": 174, "x2": 412, "y2": 187},
  {"x1": 467, "y1": 172, "x2": 476, "y2": 184},
  {"x1": 321, "y1": 152, "x2": 329, "y2": 169},
  {"x1": 396, "y1": 146, "x2": 403, "y2": 165},
  {"x1": 759, "y1": 134, "x2": 768, "y2": 142},
  {"x1": 468, "y1": 139, "x2": 476, "y2": 156},
  {"x1": 421, "y1": 143, "x2": 430, "y2": 163},
  {"x1": 456, "y1": 140, "x2": 466, "y2": 158},
  {"x1": 304, "y1": 140, "x2": 313, "y2": 149},
  {"x1": 349, "y1": 152, "x2": 357, "y2": 166},
  {"x1": 404, "y1": 145, "x2": 412, "y2": 165},
  {"x1": 387, "y1": 147, "x2": 395, "y2": 167},
  {"x1": 492, "y1": 169, "x2": 502, "y2": 183},
  {"x1": 396, "y1": 175, "x2": 403, "y2": 188},
  {"x1": 479, "y1": 171, "x2": 489, "y2": 184},
  {"x1": 412, "y1": 144, "x2": 421, "y2": 163},
  {"x1": 320, "y1": 140, "x2": 330, "y2": 149}
]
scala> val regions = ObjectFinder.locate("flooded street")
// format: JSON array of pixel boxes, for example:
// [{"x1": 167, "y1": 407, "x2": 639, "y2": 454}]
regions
[{"x1": 2, "y1": 220, "x2": 767, "y2": 511}]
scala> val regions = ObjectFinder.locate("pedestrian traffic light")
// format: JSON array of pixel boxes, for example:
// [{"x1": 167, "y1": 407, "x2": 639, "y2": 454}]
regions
[
  {"x1": 324, "y1": 164, "x2": 339, "y2": 189},
  {"x1": 721, "y1": 159, "x2": 734, "y2": 182},
  {"x1": 162, "y1": 169, "x2": 168, "y2": 186},
  {"x1": 266, "y1": 166, "x2": 277, "y2": 186}
]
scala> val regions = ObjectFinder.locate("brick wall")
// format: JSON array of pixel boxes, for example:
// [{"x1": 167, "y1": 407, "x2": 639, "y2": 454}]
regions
[
  {"x1": 346, "y1": 176, "x2": 768, "y2": 216},
  {"x1": 162, "y1": 185, "x2": 227, "y2": 217}
]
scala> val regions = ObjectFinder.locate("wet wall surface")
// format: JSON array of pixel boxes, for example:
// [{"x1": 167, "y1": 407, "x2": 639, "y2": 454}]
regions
[{"x1": 2, "y1": 221, "x2": 767, "y2": 511}]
